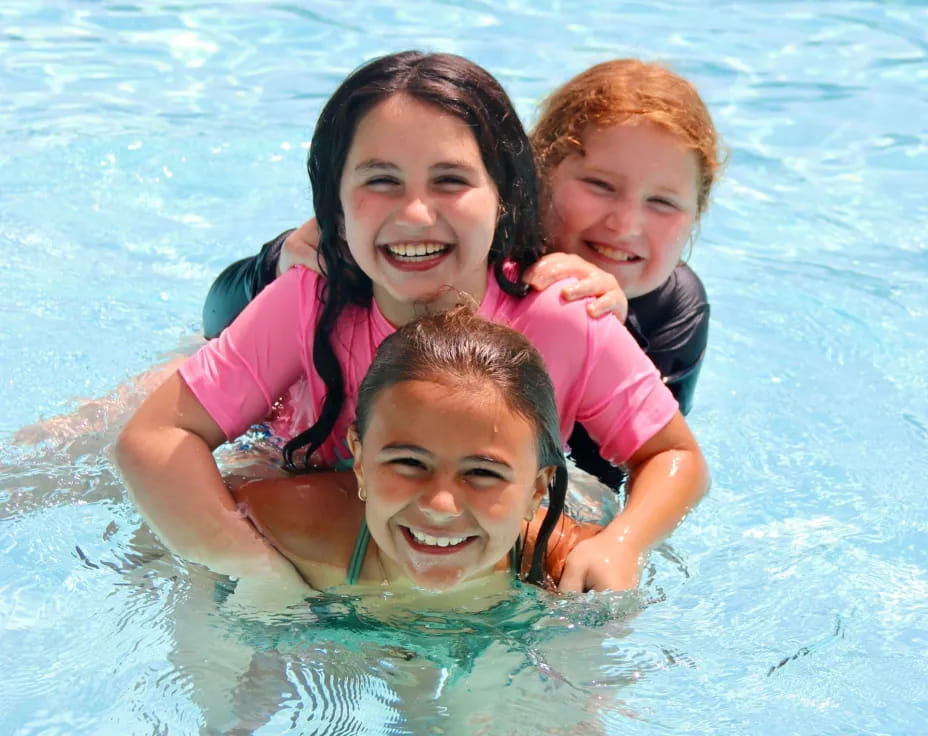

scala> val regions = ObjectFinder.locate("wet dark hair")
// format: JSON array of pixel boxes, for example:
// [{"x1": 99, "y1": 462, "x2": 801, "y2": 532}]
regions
[
  {"x1": 283, "y1": 50, "x2": 544, "y2": 472},
  {"x1": 354, "y1": 306, "x2": 568, "y2": 588}
]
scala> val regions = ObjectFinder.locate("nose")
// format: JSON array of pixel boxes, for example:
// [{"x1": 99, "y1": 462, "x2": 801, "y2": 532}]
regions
[
  {"x1": 605, "y1": 198, "x2": 642, "y2": 239},
  {"x1": 417, "y1": 478, "x2": 463, "y2": 521},
  {"x1": 395, "y1": 191, "x2": 436, "y2": 228}
]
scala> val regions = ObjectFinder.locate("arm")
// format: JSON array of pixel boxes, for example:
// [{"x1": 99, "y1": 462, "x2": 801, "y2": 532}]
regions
[
  {"x1": 202, "y1": 219, "x2": 321, "y2": 338},
  {"x1": 119, "y1": 269, "x2": 313, "y2": 587},
  {"x1": 558, "y1": 412, "x2": 708, "y2": 592},
  {"x1": 567, "y1": 265, "x2": 710, "y2": 484},
  {"x1": 202, "y1": 231, "x2": 288, "y2": 339},
  {"x1": 115, "y1": 371, "x2": 308, "y2": 589},
  {"x1": 626, "y1": 263, "x2": 710, "y2": 415},
  {"x1": 531, "y1": 289, "x2": 709, "y2": 593},
  {"x1": 663, "y1": 356, "x2": 706, "y2": 417}
]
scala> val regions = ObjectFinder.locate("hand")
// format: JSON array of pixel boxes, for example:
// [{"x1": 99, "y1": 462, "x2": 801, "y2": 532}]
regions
[
  {"x1": 558, "y1": 533, "x2": 645, "y2": 593},
  {"x1": 277, "y1": 217, "x2": 321, "y2": 276},
  {"x1": 524, "y1": 252, "x2": 628, "y2": 322}
]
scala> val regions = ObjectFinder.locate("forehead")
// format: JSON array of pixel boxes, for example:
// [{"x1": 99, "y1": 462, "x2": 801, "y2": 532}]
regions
[
  {"x1": 580, "y1": 121, "x2": 699, "y2": 179},
  {"x1": 365, "y1": 377, "x2": 539, "y2": 453},
  {"x1": 346, "y1": 93, "x2": 484, "y2": 166}
]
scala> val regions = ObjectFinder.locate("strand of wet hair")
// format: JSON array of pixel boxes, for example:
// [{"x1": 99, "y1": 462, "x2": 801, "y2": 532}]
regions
[{"x1": 525, "y1": 465, "x2": 568, "y2": 586}]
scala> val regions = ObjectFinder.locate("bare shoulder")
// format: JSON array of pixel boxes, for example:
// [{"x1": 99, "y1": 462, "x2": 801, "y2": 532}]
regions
[
  {"x1": 522, "y1": 507, "x2": 603, "y2": 585},
  {"x1": 232, "y1": 471, "x2": 363, "y2": 572}
]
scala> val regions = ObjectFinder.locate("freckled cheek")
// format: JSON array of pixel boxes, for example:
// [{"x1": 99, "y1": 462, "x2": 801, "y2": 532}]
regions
[
  {"x1": 555, "y1": 185, "x2": 604, "y2": 234},
  {"x1": 649, "y1": 214, "x2": 691, "y2": 252}
]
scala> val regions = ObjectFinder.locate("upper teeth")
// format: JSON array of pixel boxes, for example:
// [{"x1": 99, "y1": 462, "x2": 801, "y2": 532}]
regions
[
  {"x1": 386, "y1": 242, "x2": 447, "y2": 258},
  {"x1": 409, "y1": 528, "x2": 469, "y2": 547},
  {"x1": 588, "y1": 242, "x2": 637, "y2": 262}
]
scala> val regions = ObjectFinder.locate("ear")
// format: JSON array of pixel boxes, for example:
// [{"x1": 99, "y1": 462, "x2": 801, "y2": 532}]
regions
[
  {"x1": 526, "y1": 466, "x2": 556, "y2": 521},
  {"x1": 347, "y1": 425, "x2": 364, "y2": 487}
]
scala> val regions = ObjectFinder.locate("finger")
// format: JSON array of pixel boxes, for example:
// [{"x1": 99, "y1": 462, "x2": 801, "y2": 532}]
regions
[
  {"x1": 585, "y1": 296, "x2": 613, "y2": 319},
  {"x1": 569, "y1": 270, "x2": 614, "y2": 295},
  {"x1": 524, "y1": 263, "x2": 560, "y2": 291},
  {"x1": 587, "y1": 295, "x2": 628, "y2": 321},
  {"x1": 557, "y1": 560, "x2": 585, "y2": 593}
]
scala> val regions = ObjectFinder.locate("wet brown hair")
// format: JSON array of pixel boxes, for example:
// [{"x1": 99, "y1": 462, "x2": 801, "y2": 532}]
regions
[
  {"x1": 532, "y1": 58, "x2": 724, "y2": 217},
  {"x1": 355, "y1": 306, "x2": 568, "y2": 588}
]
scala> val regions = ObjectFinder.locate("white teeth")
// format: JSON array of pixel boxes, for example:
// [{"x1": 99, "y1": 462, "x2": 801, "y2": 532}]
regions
[
  {"x1": 385, "y1": 242, "x2": 448, "y2": 259},
  {"x1": 588, "y1": 242, "x2": 638, "y2": 262},
  {"x1": 408, "y1": 528, "x2": 469, "y2": 547}
]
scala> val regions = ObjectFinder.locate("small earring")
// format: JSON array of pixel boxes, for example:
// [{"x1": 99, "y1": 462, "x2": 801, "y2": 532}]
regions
[{"x1": 358, "y1": 483, "x2": 366, "y2": 502}]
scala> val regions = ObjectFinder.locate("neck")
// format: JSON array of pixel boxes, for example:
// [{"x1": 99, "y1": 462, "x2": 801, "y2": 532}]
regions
[{"x1": 372, "y1": 268, "x2": 490, "y2": 326}]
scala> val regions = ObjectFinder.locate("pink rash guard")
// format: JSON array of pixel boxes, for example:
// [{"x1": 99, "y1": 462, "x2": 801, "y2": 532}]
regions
[{"x1": 180, "y1": 266, "x2": 678, "y2": 468}]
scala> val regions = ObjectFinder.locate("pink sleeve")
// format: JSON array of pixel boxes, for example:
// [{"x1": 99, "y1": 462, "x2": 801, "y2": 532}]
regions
[
  {"x1": 179, "y1": 267, "x2": 315, "y2": 440},
  {"x1": 510, "y1": 282, "x2": 679, "y2": 463},
  {"x1": 579, "y1": 309, "x2": 679, "y2": 463}
]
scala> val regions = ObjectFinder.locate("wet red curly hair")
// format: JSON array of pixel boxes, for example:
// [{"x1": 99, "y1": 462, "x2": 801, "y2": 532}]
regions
[{"x1": 531, "y1": 59, "x2": 724, "y2": 217}]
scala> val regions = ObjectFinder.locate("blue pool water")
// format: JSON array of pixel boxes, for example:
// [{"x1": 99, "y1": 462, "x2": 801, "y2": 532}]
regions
[{"x1": 2, "y1": 1, "x2": 927, "y2": 733}]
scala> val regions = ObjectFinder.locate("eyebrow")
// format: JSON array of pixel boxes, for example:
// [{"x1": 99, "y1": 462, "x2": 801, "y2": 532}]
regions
[
  {"x1": 352, "y1": 159, "x2": 480, "y2": 174},
  {"x1": 586, "y1": 165, "x2": 689, "y2": 195},
  {"x1": 354, "y1": 159, "x2": 399, "y2": 173},
  {"x1": 379, "y1": 444, "x2": 513, "y2": 468}
]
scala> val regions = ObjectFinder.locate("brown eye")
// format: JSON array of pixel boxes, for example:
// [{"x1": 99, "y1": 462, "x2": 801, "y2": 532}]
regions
[
  {"x1": 464, "y1": 467, "x2": 506, "y2": 487},
  {"x1": 582, "y1": 177, "x2": 614, "y2": 193},
  {"x1": 648, "y1": 196, "x2": 680, "y2": 212},
  {"x1": 389, "y1": 457, "x2": 426, "y2": 469},
  {"x1": 434, "y1": 174, "x2": 470, "y2": 189},
  {"x1": 365, "y1": 176, "x2": 400, "y2": 189}
]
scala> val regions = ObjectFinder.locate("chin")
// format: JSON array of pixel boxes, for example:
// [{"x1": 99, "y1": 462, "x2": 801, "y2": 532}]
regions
[{"x1": 407, "y1": 568, "x2": 469, "y2": 593}]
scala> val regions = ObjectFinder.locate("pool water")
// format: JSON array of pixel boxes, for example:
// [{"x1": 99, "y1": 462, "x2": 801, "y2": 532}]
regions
[{"x1": 2, "y1": 1, "x2": 927, "y2": 733}]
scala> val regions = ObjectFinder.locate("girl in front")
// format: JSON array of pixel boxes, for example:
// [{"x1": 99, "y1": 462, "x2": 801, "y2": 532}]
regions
[
  {"x1": 231, "y1": 308, "x2": 604, "y2": 599},
  {"x1": 116, "y1": 51, "x2": 709, "y2": 594}
]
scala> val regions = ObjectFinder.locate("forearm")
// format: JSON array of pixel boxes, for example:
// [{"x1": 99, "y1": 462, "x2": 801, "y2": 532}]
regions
[
  {"x1": 115, "y1": 425, "x2": 304, "y2": 584},
  {"x1": 603, "y1": 447, "x2": 709, "y2": 553},
  {"x1": 201, "y1": 231, "x2": 289, "y2": 339},
  {"x1": 558, "y1": 410, "x2": 708, "y2": 592}
]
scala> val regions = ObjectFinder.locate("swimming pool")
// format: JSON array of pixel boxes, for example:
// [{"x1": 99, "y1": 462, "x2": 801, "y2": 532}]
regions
[{"x1": 2, "y1": 0, "x2": 926, "y2": 732}]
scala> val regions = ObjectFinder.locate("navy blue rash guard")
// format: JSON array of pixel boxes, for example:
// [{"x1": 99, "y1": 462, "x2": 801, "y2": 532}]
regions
[{"x1": 201, "y1": 230, "x2": 709, "y2": 489}]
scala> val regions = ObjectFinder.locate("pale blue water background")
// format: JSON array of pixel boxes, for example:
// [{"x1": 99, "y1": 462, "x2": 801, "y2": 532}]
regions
[{"x1": 2, "y1": 1, "x2": 927, "y2": 734}]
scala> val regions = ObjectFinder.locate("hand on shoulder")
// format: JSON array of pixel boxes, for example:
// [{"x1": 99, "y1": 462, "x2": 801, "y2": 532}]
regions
[
  {"x1": 276, "y1": 218, "x2": 322, "y2": 276},
  {"x1": 524, "y1": 252, "x2": 629, "y2": 322}
]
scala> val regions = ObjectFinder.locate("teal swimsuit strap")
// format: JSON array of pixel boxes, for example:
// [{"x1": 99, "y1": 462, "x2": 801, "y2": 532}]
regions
[{"x1": 346, "y1": 518, "x2": 370, "y2": 585}]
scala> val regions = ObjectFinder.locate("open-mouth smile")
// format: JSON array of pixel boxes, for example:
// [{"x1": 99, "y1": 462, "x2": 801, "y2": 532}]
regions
[
  {"x1": 401, "y1": 525, "x2": 477, "y2": 555},
  {"x1": 381, "y1": 241, "x2": 452, "y2": 267},
  {"x1": 585, "y1": 240, "x2": 642, "y2": 263}
]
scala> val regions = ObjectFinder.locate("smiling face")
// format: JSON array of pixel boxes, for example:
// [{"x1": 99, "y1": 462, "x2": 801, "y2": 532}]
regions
[
  {"x1": 339, "y1": 94, "x2": 500, "y2": 326},
  {"x1": 348, "y1": 377, "x2": 552, "y2": 591},
  {"x1": 546, "y1": 121, "x2": 700, "y2": 299}
]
